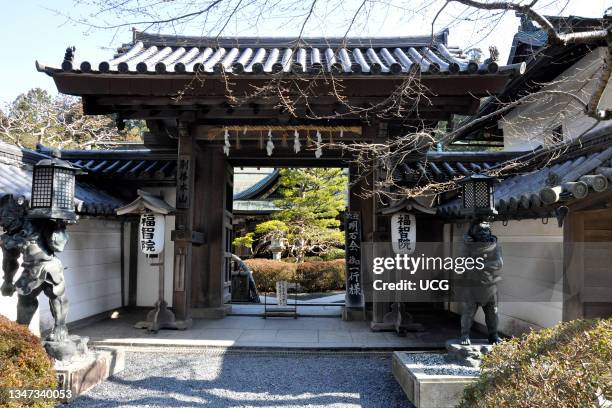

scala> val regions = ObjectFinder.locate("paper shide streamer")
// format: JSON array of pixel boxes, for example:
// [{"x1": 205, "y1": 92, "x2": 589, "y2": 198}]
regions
[
  {"x1": 223, "y1": 128, "x2": 231, "y2": 156},
  {"x1": 266, "y1": 129, "x2": 275, "y2": 156}
]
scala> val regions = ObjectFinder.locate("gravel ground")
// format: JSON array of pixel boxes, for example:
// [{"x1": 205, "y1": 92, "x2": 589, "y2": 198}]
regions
[
  {"x1": 69, "y1": 350, "x2": 414, "y2": 408},
  {"x1": 404, "y1": 353, "x2": 480, "y2": 376}
]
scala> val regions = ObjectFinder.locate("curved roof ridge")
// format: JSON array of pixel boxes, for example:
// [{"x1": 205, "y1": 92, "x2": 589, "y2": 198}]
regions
[
  {"x1": 233, "y1": 169, "x2": 280, "y2": 200},
  {"x1": 130, "y1": 29, "x2": 450, "y2": 49}
]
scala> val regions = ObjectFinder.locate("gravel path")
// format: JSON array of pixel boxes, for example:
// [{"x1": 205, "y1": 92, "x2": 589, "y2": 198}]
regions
[{"x1": 69, "y1": 350, "x2": 414, "y2": 408}]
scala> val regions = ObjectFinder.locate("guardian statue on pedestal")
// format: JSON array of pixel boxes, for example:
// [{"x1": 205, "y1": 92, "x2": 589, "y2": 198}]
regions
[
  {"x1": 0, "y1": 194, "x2": 76, "y2": 359},
  {"x1": 458, "y1": 219, "x2": 503, "y2": 345}
]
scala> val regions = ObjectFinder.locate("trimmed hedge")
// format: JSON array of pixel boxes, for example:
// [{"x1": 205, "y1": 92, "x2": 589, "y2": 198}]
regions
[
  {"x1": 459, "y1": 318, "x2": 612, "y2": 408},
  {"x1": 245, "y1": 258, "x2": 346, "y2": 293},
  {"x1": 0, "y1": 315, "x2": 57, "y2": 408},
  {"x1": 244, "y1": 259, "x2": 297, "y2": 292},
  {"x1": 296, "y1": 259, "x2": 345, "y2": 292}
]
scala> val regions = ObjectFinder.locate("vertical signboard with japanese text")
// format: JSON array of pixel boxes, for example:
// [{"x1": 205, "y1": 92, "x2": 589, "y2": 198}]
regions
[
  {"x1": 345, "y1": 211, "x2": 363, "y2": 307},
  {"x1": 176, "y1": 155, "x2": 191, "y2": 209}
]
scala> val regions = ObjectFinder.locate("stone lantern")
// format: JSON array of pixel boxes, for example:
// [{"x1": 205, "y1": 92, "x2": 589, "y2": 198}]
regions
[{"x1": 269, "y1": 237, "x2": 285, "y2": 260}]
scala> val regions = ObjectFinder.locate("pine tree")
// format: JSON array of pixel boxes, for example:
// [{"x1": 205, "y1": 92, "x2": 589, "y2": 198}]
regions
[{"x1": 234, "y1": 168, "x2": 347, "y2": 262}]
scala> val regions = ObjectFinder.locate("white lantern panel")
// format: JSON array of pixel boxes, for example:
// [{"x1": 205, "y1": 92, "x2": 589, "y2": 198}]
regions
[
  {"x1": 391, "y1": 212, "x2": 416, "y2": 254},
  {"x1": 139, "y1": 212, "x2": 165, "y2": 255}
]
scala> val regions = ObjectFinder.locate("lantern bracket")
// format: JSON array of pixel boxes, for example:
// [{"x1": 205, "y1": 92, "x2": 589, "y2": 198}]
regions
[{"x1": 171, "y1": 229, "x2": 205, "y2": 245}]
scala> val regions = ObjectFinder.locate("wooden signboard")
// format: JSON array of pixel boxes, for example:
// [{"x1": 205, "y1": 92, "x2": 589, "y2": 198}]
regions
[{"x1": 345, "y1": 211, "x2": 363, "y2": 308}]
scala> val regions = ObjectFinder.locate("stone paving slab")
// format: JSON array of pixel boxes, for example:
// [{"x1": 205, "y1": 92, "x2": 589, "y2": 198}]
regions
[{"x1": 72, "y1": 310, "x2": 459, "y2": 351}]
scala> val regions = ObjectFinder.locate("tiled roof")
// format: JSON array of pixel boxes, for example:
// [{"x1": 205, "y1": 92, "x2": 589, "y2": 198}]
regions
[
  {"x1": 43, "y1": 29, "x2": 524, "y2": 77},
  {"x1": 394, "y1": 151, "x2": 522, "y2": 185},
  {"x1": 453, "y1": 15, "x2": 607, "y2": 143},
  {"x1": 0, "y1": 143, "x2": 124, "y2": 216},
  {"x1": 438, "y1": 128, "x2": 612, "y2": 218},
  {"x1": 234, "y1": 170, "x2": 279, "y2": 200},
  {"x1": 36, "y1": 145, "x2": 176, "y2": 181}
]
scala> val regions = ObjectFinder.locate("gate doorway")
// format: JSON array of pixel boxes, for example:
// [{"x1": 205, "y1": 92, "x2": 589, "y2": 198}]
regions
[{"x1": 229, "y1": 166, "x2": 349, "y2": 318}]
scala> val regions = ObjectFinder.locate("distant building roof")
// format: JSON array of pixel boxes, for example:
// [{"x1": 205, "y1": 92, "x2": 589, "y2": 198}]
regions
[{"x1": 452, "y1": 14, "x2": 608, "y2": 144}]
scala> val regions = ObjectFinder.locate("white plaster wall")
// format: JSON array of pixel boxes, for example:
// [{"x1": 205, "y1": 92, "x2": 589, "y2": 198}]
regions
[
  {"x1": 135, "y1": 187, "x2": 175, "y2": 307},
  {"x1": 0, "y1": 218, "x2": 123, "y2": 335},
  {"x1": 502, "y1": 47, "x2": 612, "y2": 151},
  {"x1": 449, "y1": 219, "x2": 563, "y2": 337}
]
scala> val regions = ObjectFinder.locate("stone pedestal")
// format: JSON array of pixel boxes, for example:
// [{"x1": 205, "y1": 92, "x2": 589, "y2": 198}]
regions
[
  {"x1": 342, "y1": 306, "x2": 365, "y2": 321},
  {"x1": 369, "y1": 303, "x2": 424, "y2": 333},
  {"x1": 445, "y1": 339, "x2": 493, "y2": 368},
  {"x1": 55, "y1": 348, "x2": 125, "y2": 402},
  {"x1": 392, "y1": 351, "x2": 479, "y2": 408}
]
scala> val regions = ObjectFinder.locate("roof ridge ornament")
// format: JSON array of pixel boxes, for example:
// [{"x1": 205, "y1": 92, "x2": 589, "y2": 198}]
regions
[{"x1": 62, "y1": 46, "x2": 76, "y2": 71}]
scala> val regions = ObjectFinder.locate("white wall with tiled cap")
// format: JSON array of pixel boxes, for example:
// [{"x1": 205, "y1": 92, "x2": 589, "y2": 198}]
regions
[
  {"x1": 0, "y1": 251, "x2": 40, "y2": 335},
  {"x1": 38, "y1": 218, "x2": 123, "y2": 332},
  {"x1": 0, "y1": 218, "x2": 123, "y2": 335}
]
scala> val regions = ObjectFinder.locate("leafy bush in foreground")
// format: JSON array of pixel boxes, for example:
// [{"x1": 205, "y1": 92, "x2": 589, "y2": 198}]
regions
[
  {"x1": 0, "y1": 315, "x2": 57, "y2": 408},
  {"x1": 459, "y1": 318, "x2": 611, "y2": 408}
]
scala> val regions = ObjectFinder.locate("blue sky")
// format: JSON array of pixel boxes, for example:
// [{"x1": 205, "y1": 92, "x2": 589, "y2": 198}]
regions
[{"x1": 1, "y1": 0, "x2": 610, "y2": 105}]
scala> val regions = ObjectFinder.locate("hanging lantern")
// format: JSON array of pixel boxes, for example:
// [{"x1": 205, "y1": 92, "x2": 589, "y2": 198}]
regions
[
  {"x1": 391, "y1": 212, "x2": 416, "y2": 254},
  {"x1": 139, "y1": 211, "x2": 165, "y2": 255},
  {"x1": 29, "y1": 149, "x2": 80, "y2": 222},
  {"x1": 459, "y1": 173, "x2": 497, "y2": 218}
]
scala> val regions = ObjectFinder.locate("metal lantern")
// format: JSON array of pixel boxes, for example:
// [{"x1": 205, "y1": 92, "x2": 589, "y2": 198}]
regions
[
  {"x1": 459, "y1": 173, "x2": 498, "y2": 217},
  {"x1": 29, "y1": 150, "x2": 79, "y2": 222}
]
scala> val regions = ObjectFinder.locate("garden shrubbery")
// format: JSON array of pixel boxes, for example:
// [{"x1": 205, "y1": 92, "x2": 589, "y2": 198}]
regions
[
  {"x1": 244, "y1": 258, "x2": 346, "y2": 293},
  {"x1": 0, "y1": 315, "x2": 57, "y2": 408},
  {"x1": 296, "y1": 259, "x2": 345, "y2": 292},
  {"x1": 459, "y1": 318, "x2": 612, "y2": 408},
  {"x1": 244, "y1": 259, "x2": 297, "y2": 292}
]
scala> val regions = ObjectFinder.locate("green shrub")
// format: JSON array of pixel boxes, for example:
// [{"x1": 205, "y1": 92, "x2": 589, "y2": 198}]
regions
[
  {"x1": 244, "y1": 259, "x2": 296, "y2": 292},
  {"x1": 320, "y1": 248, "x2": 345, "y2": 261},
  {"x1": 0, "y1": 315, "x2": 57, "y2": 408},
  {"x1": 296, "y1": 259, "x2": 346, "y2": 292},
  {"x1": 459, "y1": 318, "x2": 612, "y2": 408}
]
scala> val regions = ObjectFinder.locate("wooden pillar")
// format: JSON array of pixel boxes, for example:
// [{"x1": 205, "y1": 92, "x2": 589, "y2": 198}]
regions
[
  {"x1": 345, "y1": 123, "x2": 385, "y2": 321},
  {"x1": 563, "y1": 210, "x2": 585, "y2": 321},
  {"x1": 170, "y1": 123, "x2": 198, "y2": 326},
  {"x1": 190, "y1": 143, "x2": 233, "y2": 318}
]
